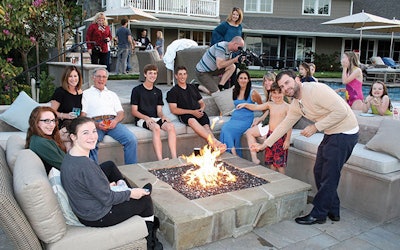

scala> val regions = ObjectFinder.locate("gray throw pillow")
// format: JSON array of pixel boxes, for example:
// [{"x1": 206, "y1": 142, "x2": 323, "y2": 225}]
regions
[{"x1": 366, "y1": 119, "x2": 400, "y2": 159}]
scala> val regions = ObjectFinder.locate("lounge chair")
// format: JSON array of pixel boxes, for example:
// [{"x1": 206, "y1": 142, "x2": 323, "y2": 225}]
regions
[
  {"x1": 369, "y1": 56, "x2": 390, "y2": 68},
  {"x1": 382, "y1": 57, "x2": 400, "y2": 69},
  {"x1": 365, "y1": 67, "x2": 400, "y2": 82}
]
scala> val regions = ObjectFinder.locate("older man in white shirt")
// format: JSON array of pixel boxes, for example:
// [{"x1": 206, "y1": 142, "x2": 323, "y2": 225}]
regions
[{"x1": 82, "y1": 68, "x2": 137, "y2": 164}]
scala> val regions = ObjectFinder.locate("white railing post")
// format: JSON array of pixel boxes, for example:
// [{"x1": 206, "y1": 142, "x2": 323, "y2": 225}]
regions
[{"x1": 155, "y1": 0, "x2": 159, "y2": 13}]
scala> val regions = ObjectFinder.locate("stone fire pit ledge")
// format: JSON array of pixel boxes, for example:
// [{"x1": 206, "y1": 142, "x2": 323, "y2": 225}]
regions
[{"x1": 118, "y1": 153, "x2": 311, "y2": 250}]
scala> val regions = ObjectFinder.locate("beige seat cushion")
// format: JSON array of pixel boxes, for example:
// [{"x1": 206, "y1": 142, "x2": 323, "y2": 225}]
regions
[
  {"x1": 6, "y1": 134, "x2": 25, "y2": 173},
  {"x1": 46, "y1": 217, "x2": 148, "y2": 250},
  {"x1": 13, "y1": 149, "x2": 67, "y2": 243},
  {"x1": 293, "y1": 133, "x2": 400, "y2": 174}
]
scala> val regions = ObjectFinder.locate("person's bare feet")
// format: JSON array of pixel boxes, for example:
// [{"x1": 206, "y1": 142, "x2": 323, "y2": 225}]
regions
[
  {"x1": 252, "y1": 158, "x2": 261, "y2": 165},
  {"x1": 210, "y1": 138, "x2": 226, "y2": 154}
]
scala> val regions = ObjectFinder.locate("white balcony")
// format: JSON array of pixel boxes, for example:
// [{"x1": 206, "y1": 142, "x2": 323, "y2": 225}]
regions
[{"x1": 107, "y1": 0, "x2": 219, "y2": 18}]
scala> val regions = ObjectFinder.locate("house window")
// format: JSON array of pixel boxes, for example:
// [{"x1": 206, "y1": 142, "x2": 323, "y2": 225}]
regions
[
  {"x1": 102, "y1": 0, "x2": 106, "y2": 8},
  {"x1": 179, "y1": 30, "x2": 212, "y2": 46},
  {"x1": 302, "y1": 0, "x2": 330, "y2": 16},
  {"x1": 245, "y1": 36, "x2": 262, "y2": 56},
  {"x1": 296, "y1": 37, "x2": 314, "y2": 62},
  {"x1": 245, "y1": 0, "x2": 273, "y2": 13}
]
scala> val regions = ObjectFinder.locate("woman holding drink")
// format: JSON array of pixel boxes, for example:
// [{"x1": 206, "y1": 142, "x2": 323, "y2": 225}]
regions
[{"x1": 51, "y1": 66, "x2": 83, "y2": 127}]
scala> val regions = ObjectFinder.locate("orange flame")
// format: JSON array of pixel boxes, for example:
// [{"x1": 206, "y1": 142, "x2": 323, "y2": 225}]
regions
[
  {"x1": 210, "y1": 114, "x2": 225, "y2": 130},
  {"x1": 182, "y1": 144, "x2": 236, "y2": 188}
]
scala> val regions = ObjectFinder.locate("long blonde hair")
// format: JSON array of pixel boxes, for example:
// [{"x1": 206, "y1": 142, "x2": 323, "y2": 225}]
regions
[
  {"x1": 93, "y1": 12, "x2": 108, "y2": 26},
  {"x1": 344, "y1": 51, "x2": 359, "y2": 74},
  {"x1": 156, "y1": 31, "x2": 163, "y2": 39},
  {"x1": 263, "y1": 72, "x2": 276, "y2": 101}
]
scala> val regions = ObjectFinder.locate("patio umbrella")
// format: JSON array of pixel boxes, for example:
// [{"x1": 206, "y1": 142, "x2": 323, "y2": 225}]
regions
[
  {"x1": 103, "y1": 7, "x2": 158, "y2": 22},
  {"x1": 322, "y1": 10, "x2": 398, "y2": 54},
  {"x1": 357, "y1": 23, "x2": 400, "y2": 58},
  {"x1": 84, "y1": 7, "x2": 158, "y2": 23}
]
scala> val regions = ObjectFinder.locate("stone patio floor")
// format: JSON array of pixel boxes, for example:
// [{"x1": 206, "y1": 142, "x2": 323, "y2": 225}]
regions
[
  {"x1": 1, "y1": 79, "x2": 399, "y2": 249},
  {"x1": 2, "y1": 203, "x2": 399, "y2": 249},
  {"x1": 157, "y1": 203, "x2": 400, "y2": 250}
]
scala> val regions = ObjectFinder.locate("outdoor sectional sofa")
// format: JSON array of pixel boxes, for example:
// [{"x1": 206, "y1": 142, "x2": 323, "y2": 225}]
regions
[
  {"x1": 0, "y1": 138, "x2": 148, "y2": 250},
  {"x1": 1, "y1": 88, "x2": 399, "y2": 249}
]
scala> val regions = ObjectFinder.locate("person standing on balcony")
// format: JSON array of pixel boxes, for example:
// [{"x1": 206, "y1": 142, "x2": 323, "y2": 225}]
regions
[
  {"x1": 86, "y1": 12, "x2": 112, "y2": 66},
  {"x1": 251, "y1": 70, "x2": 359, "y2": 225},
  {"x1": 115, "y1": 18, "x2": 135, "y2": 75}
]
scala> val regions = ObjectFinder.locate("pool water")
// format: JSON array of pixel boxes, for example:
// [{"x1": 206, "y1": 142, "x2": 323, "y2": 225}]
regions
[
  {"x1": 253, "y1": 81, "x2": 400, "y2": 101},
  {"x1": 323, "y1": 82, "x2": 400, "y2": 101}
]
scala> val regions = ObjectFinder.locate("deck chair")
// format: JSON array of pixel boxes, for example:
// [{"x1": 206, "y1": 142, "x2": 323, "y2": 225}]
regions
[{"x1": 382, "y1": 57, "x2": 400, "y2": 69}]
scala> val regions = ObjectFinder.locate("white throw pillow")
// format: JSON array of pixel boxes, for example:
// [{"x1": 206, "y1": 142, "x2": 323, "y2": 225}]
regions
[
  {"x1": 211, "y1": 87, "x2": 235, "y2": 116},
  {"x1": 48, "y1": 168, "x2": 84, "y2": 227},
  {"x1": 0, "y1": 91, "x2": 40, "y2": 131}
]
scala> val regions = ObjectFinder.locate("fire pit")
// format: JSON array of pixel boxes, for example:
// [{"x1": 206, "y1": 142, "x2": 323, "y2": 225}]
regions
[
  {"x1": 119, "y1": 152, "x2": 311, "y2": 250},
  {"x1": 150, "y1": 163, "x2": 268, "y2": 200}
]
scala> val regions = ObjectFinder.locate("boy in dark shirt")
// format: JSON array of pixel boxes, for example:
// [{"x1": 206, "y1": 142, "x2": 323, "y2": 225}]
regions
[
  {"x1": 131, "y1": 64, "x2": 177, "y2": 160},
  {"x1": 167, "y1": 66, "x2": 226, "y2": 152}
]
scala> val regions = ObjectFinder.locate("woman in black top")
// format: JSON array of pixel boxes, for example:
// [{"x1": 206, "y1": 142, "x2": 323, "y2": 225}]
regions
[{"x1": 51, "y1": 66, "x2": 83, "y2": 127}]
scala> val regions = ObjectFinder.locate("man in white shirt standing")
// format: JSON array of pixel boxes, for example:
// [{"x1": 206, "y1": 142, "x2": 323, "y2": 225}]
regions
[{"x1": 82, "y1": 68, "x2": 137, "y2": 164}]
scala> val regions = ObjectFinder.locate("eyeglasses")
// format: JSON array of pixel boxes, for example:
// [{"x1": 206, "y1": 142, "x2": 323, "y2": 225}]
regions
[
  {"x1": 39, "y1": 119, "x2": 57, "y2": 124},
  {"x1": 298, "y1": 100, "x2": 306, "y2": 116},
  {"x1": 94, "y1": 75, "x2": 108, "y2": 79}
]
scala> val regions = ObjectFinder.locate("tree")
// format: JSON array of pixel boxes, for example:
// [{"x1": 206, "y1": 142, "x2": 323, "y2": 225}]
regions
[{"x1": 0, "y1": 0, "x2": 80, "y2": 102}]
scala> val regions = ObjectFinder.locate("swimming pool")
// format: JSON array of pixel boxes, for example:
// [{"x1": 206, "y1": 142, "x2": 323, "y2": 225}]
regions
[
  {"x1": 322, "y1": 82, "x2": 400, "y2": 101},
  {"x1": 253, "y1": 81, "x2": 400, "y2": 101}
]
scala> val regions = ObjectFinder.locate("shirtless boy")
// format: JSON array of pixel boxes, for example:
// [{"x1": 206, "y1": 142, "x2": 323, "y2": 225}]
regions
[{"x1": 237, "y1": 82, "x2": 291, "y2": 173}]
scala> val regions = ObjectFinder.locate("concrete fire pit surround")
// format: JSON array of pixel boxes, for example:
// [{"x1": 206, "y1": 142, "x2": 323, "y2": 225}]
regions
[{"x1": 119, "y1": 153, "x2": 311, "y2": 250}]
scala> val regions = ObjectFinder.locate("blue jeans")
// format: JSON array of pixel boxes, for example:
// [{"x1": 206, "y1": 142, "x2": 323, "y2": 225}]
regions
[
  {"x1": 116, "y1": 48, "x2": 130, "y2": 74},
  {"x1": 90, "y1": 123, "x2": 138, "y2": 164},
  {"x1": 310, "y1": 132, "x2": 358, "y2": 218}
]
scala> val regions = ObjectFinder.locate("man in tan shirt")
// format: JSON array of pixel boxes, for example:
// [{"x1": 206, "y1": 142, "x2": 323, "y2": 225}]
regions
[{"x1": 252, "y1": 70, "x2": 359, "y2": 225}]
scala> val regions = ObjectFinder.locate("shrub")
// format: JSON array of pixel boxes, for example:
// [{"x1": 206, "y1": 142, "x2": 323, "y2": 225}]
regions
[{"x1": 314, "y1": 52, "x2": 341, "y2": 72}]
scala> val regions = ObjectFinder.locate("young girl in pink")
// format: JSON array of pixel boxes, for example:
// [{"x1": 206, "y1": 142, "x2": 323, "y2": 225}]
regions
[{"x1": 341, "y1": 51, "x2": 364, "y2": 110}]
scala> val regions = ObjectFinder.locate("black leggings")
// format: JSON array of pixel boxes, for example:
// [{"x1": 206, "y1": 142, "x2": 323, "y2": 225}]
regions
[
  {"x1": 99, "y1": 160, "x2": 130, "y2": 186},
  {"x1": 78, "y1": 195, "x2": 154, "y2": 227},
  {"x1": 79, "y1": 161, "x2": 154, "y2": 227}
]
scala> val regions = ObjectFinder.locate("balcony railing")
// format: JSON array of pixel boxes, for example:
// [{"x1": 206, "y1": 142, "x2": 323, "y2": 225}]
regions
[{"x1": 119, "y1": 0, "x2": 219, "y2": 17}]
